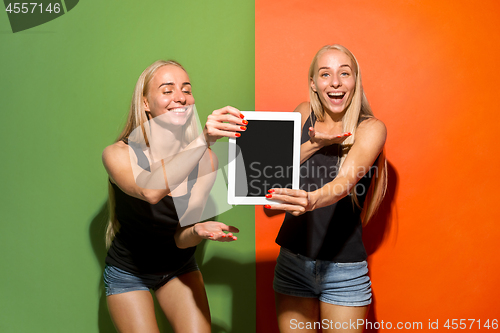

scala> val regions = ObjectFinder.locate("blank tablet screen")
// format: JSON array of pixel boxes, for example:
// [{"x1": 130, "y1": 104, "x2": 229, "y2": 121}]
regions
[
  {"x1": 228, "y1": 111, "x2": 301, "y2": 205},
  {"x1": 235, "y1": 120, "x2": 294, "y2": 196}
]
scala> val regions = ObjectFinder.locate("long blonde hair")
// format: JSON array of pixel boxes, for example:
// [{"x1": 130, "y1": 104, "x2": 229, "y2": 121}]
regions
[
  {"x1": 309, "y1": 45, "x2": 387, "y2": 225},
  {"x1": 105, "y1": 60, "x2": 198, "y2": 248}
]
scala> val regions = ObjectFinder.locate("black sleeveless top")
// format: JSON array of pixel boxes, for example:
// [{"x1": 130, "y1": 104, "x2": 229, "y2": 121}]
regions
[
  {"x1": 275, "y1": 113, "x2": 374, "y2": 262},
  {"x1": 105, "y1": 145, "x2": 198, "y2": 275}
]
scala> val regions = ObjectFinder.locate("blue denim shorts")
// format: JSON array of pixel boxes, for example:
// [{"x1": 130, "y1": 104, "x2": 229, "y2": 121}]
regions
[
  {"x1": 273, "y1": 247, "x2": 372, "y2": 306},
  {"x1": 103, "y1": 256, "x2": 199, "y2": 296}
]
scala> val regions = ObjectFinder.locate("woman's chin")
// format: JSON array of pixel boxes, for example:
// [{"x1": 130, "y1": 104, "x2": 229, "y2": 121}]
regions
[{"x1": 154, "y1": 110, "x2": 191, "y2": 127}]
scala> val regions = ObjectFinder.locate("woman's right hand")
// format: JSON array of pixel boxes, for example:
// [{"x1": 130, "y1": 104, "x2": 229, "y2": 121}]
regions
[
  {"x1": 308, "y1": 127, "x2": 351, "y2": 148},
  {"x1": 203, "y1": 106, "x2": 247, "y2": 146}
]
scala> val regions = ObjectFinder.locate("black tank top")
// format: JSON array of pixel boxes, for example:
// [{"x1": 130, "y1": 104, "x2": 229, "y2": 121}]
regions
[
  {"x1": 275, "y1": 113, "x2": 374, "y2": 262},
  {"x1": 105, "y1": 146, "x2": 198, "y2": 275}
]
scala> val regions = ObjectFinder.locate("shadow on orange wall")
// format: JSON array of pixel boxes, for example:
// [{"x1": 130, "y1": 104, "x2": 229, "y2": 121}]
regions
[
  {"x1": 363, "y1": 162, "x2": 399, "y2": 332},
  {"x1": 255, "y1": 208, "x2": 283, "y2": 333},
  {"x1": 363, "y1": 162, "x2": 399, "y2": 257}
]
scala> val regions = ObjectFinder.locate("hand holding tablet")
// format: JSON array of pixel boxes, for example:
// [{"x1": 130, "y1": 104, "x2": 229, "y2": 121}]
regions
[
  {"x1": 203, "y1": 105, "x2": 247, "y2": 145},
  {"x1": 264, "y1": 187, "x2": 312, "y2": 216}
]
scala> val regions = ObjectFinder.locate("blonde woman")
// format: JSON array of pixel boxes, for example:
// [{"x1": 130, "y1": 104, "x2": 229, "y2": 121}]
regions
[
  {"x1": 102, "y1": 60, "x2": 246, "y2": 332},
  {"x1": 266, "y1": 45, "x2": 387, "y2": 333}
]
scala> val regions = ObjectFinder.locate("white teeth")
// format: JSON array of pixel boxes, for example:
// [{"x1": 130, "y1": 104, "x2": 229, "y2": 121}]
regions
[
  {"x1": 327, "y1": 92, "x2": 345, "y2": 97},
  {"x1": 170, "y1": 107, "x2": 187, "y2": 113}
]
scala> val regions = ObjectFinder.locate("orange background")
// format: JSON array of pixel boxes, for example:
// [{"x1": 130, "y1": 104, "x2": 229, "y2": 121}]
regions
[{"x1": 255, "y1": 0, "x2": 500, "y2": 331}]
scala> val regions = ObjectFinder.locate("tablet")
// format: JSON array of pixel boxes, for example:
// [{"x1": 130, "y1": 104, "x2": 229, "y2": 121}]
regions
[{"x1": 227, "y1": 111, "x2": 301, "y2": 205}]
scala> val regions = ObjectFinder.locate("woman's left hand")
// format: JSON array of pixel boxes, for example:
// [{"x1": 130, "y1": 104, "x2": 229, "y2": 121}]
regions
[
  {"x1": 308, "y1": 127, "x2": 351, "y2": 148},
  {"x1": 264, "y1": 188, "x2": 315, "y2": 216},
  {"x1": 193, "y1": 222, "x2": 239, "y2": 241}
]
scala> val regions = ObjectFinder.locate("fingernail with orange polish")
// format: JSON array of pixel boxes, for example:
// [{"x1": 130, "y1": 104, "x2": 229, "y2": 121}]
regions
[
  {"x1": 235, "y1": 133, "x2": 241, "y2": 137},
  {"x1": 268, "y1": 189, "x2": 275, "y2": 193},
  {"x1": 240, "y1": 126, "x2": 247, "y2": 131},
  {"x1": 264, "y1": 205, "x2": 271, "y2": 209},
  {"x1": 265, "y1": 194, "x2": 272, "y2": 198},
  {"x1": 242, "y1": 120, "x2": 248, "y2": 125},
  {"x1": 239, "y1": 114, "x2": 245, "y2": 119}
]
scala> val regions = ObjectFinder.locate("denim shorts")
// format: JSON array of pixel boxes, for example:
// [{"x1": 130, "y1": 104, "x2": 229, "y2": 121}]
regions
[
  {"x1": 103, "y1": 256, "x2": 199, "y2": 296},
  {"x1": 273, "y1": 247, "x2": 372, "y2": 306}
]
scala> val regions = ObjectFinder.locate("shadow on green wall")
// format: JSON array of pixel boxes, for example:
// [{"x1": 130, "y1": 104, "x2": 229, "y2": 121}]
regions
[
  {"x1": 195, "y1": 239, "x2": 255, "y2": 333},
  {"x1": 88, "y1": 202, "x2": 120, "y2": 332},
  {"x1": 89, "y1": 201, "x2": 250, "y2": 333}
]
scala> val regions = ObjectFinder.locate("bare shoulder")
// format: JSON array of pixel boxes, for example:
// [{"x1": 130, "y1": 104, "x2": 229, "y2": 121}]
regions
[
  {"x1": 357, "y1": 118, "x2": 386, "y2": 139},
  {"x1": 355, "y1": 117, "x2": 387, "y2": 151},
  {"x1": 102, "y1": 141, "x2": 132, "y2": 176},
  {"x1": 294, "y1": 102, "x2": 310, "y2": 128},
  {"x1": 294, "y1": 102, "x2": 310, "y2": 116},
  {"x1": 102, "y1": 141, "x2": 128, "y2": 163}
]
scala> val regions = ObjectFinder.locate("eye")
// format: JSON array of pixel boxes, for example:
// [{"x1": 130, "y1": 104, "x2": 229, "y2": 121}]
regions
[
  {"x1": 340, "y1": 72, "x2": 350, "y2": 77},
  {"x1": 182, "y1": 90, "x2": 192, "y2": 95},
  {"x1": 163, "y1": 90, "x2": 173, "y2": 94},
  {"x1": 320, "y1": 72, "x2": 330, "y2": 78}
]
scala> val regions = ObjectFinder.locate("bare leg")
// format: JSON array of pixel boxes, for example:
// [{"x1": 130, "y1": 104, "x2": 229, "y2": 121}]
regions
[
  {"x1": 107, "y1": 290, "x2": 160, "y2": 333},
  {"x1": 275, "y1": 292, "x2": 320, "y2": 333},
  {"x1": 320, "y1": 302, "x2": 369, "y2": 333},
  {"x1": 155, "y1": 270, "x2": 211, "y2": 333}
]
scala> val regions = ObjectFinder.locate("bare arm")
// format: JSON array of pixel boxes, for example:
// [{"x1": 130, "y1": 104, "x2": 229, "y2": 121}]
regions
[
  {"x1": 178, "y1": 149, "x2": 219, "y2": 227},
  {"x1": 102, "y1": 106, "x2": 246, "y2": 204},
  {"x1": 266, "y1": 118, "x2": 387, "y2": 215},
  {"x1": 174, "y1": 150, "x2": 239, "y2": 248},
  {"x1": 102, "y1": 135, "x2": 208, "y2": 204}
]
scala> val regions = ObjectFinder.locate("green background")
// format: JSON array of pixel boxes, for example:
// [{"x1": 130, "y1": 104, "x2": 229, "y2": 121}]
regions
[{"x1": 0, "y1": 1, "x2": 255, "y2": 332}]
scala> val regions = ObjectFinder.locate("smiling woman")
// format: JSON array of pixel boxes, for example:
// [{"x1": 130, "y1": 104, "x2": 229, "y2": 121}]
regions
[
  {"x1": 265, "y1": 45, "x2": 387, "y2": 333},
  {"x1": 101, "y1": 60, "x2": 248, "y2": 333}
]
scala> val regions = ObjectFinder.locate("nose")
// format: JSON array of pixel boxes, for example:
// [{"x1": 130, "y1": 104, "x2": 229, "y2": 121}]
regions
[
  {"x1": 330, "y1": 75, "x2": 341, "y2": 88},
  {"x1": 173, "y1": 90, "x2": 186, "y2": 104}
]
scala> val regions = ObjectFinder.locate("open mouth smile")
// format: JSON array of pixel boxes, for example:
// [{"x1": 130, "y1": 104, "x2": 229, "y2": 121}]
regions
[
  {"x1": 169, "y1": 107, "x2": 189, "y2": 113},
  {"x1": 327, "y1": 92, "x2": 346, "y2": 100}
]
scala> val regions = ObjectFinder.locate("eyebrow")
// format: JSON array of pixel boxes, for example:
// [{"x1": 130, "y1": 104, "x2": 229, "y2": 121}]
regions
[
  {"x1": 158, "y1": 82, "x2": 191, "y2": 89},
  {"x1": 318, "y1": 64, "x2": 352, "y2": 71}
]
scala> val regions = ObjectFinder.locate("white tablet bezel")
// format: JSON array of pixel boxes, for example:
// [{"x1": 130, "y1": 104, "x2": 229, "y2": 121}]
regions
[{"x1": 227, "y1": 111, "x2": 301, "y2": 205}]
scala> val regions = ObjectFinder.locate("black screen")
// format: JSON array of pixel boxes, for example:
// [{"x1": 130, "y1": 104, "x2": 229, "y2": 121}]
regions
[{"x1": 235, "y1": 120, "x2": 294, "y2": 197}]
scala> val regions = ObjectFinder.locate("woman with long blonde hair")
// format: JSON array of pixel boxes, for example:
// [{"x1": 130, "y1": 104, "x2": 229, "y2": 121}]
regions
[
  {"x1": 266, "y1": 45, "x2": 387, "y2": 332},
  {"x1": 102, "y1": 60, "x2": 247, "y2": 332}
]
